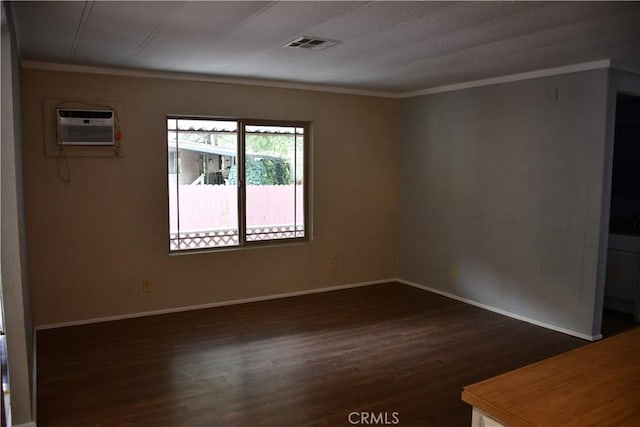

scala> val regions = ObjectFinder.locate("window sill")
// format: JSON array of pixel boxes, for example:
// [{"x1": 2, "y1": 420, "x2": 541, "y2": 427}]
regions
[{"x1": 168, "y1": 238, "x2": 311, "y2": 256}]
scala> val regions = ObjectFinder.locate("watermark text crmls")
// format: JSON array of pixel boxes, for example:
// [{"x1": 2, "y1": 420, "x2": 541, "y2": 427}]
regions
[{"x1": 348, "y1": 411, "x2": 400, "y2": 425}]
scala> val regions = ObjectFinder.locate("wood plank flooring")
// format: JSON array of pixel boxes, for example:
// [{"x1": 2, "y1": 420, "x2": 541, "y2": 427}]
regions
[{"x1": 36, "y1": 282, "x2": 586, "y2": 426}]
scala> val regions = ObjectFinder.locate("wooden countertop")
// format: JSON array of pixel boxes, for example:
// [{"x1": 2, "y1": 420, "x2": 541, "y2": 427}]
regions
[{"x1": 462, "y1": 327, "x2": 640, "y2": 427}]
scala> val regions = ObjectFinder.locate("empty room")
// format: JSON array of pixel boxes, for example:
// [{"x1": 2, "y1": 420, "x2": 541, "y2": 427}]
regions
[{"x1": 1, "y1": 1, "x2": 640, "y2": 426}]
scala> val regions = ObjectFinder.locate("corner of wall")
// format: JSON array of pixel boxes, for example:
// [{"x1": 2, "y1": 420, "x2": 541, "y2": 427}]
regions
[{"x1": 1, "y1": 2, "x2": 36, "y2": 425}]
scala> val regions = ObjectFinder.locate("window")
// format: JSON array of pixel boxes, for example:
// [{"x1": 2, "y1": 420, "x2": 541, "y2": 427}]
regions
[{"x1": 168, "y1": 117, "x2": 309, "y2": 251}]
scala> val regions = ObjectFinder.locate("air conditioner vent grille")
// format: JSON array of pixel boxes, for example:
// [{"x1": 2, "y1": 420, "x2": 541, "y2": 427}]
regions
[
  {"x1": 284, "y1": 36, "x2": 339, "y2": 50},
  {"x1": 56, "y1": 108, "x2": 115, "y2": 146}
]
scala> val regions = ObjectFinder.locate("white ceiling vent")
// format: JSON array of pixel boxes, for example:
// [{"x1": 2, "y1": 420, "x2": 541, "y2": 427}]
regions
[{"x1": 284, "y1": 36, "x2": 339, "y2": 51}]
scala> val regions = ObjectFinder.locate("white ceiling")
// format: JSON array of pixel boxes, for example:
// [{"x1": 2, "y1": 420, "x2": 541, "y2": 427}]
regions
[{"x1": 11, "y1": 1, "x2": 640, "y2": 95}]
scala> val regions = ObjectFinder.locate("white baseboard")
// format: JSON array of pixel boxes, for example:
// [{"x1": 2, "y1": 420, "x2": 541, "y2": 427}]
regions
[
  {"x1": 13, "y1": 422, "x2": 37, "y2": 427},
  {"x1": 396, "y1": 279, "x2": 601, "y2": 341},
  {"x1": 35, "y1": 279, "x2": 394, "y2": 330},
  {"x1": 35, "y1": 278, "x2": 603, "y2": 341}
]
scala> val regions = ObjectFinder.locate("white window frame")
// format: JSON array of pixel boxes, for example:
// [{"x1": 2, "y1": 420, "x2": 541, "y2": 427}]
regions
[{"x1": 168, "y1": 116, "x2": 310, "y2": 252}]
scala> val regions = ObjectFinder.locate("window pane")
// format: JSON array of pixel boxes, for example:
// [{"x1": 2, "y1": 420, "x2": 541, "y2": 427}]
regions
[
  {"x1": 245, "y1": 125, "x2": 304, "y2": 241},
  {"x1": 168, "y1": 118, "x2": 239, "y2": 250},
  {"x1": 295, "y1": 128, "x2": 305, "y2": 237}
]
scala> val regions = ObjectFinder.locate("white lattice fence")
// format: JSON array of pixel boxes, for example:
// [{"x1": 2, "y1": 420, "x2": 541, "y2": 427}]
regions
[{"x1": 170, "y1": 225, "x2": 304, "y2": 250}]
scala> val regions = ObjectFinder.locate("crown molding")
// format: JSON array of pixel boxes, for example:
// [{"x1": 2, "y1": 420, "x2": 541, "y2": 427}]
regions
[
  {"x1": 20, "y1": 60, "x2": 397, "y2": 99},
  {"x1": 22, "y1": 58, "x2": 621, "y2": 100},
  {"x1": 397, "y1": 59, "x2": 613, "y2": 98}
]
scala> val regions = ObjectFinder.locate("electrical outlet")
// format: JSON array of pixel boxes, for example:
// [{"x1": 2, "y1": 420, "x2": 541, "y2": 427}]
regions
[
  {"x1": 329, "y1": 257, "x2": 338, "y2": 272},
  {"x1": 451, "y1": 268, "x2": 459, "y2": 279},
  {"x1": 143, "y1": 280, "x2": 152, "y2": 293}
]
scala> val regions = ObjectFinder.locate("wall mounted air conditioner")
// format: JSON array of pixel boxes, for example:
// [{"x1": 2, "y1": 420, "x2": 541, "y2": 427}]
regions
[{"x1": 56, "y1": 108, "x2": 115, "y2": 145}]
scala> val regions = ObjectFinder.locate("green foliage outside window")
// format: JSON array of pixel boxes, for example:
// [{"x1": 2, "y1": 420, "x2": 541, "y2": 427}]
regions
[{"x1": 228, "y1": 157, "x2": 292, "y2": 185}]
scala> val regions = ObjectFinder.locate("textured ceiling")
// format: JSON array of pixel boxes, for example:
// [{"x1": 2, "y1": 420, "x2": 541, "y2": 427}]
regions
[{"x1": 11, "y1": 1, "x2": 640, "y2": 94}]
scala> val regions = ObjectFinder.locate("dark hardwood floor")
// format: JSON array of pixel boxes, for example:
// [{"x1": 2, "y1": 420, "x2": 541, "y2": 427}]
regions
[{"x1": 37, "y1": 282, "x2": 587, "y2": 426}]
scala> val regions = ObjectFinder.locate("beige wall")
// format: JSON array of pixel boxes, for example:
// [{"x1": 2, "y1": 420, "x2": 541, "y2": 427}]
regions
[{"x1": 21, "y1": 68, "x2": 398, "y2": 326}]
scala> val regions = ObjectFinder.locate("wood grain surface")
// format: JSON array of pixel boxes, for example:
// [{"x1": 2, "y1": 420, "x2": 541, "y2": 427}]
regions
[
  {"x1": 462, "y1": 327, "x2": 640, "y2": 427},
  {"x1": 37, "y1": 282, "x2": 585, "y2": 426}
]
